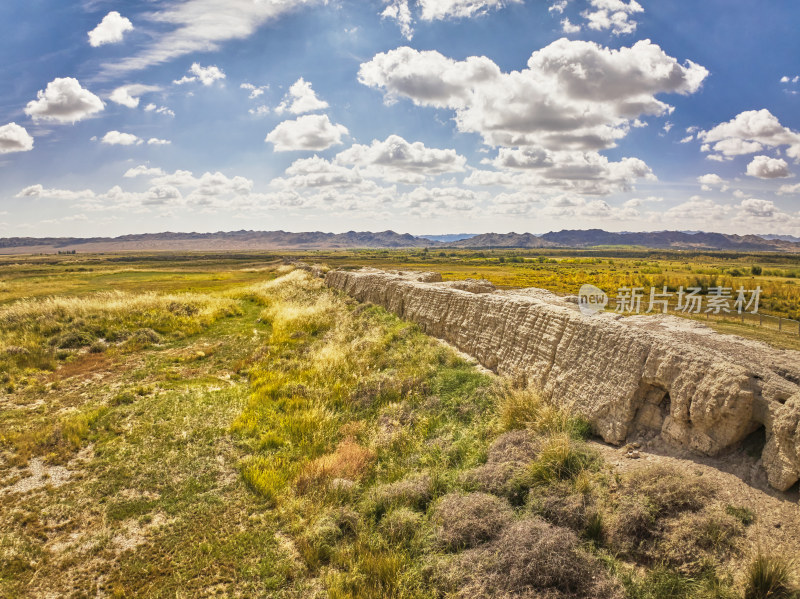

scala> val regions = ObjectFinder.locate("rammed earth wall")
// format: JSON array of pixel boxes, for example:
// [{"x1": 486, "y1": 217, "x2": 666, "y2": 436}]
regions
[{"x1": 325, "y1": 268, "x2": 800, "y2": 492}]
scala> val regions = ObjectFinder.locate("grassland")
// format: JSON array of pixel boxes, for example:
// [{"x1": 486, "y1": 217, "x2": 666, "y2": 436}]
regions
[{"x1": 0, "y1": 252, "x2": 798, "y2": 598}]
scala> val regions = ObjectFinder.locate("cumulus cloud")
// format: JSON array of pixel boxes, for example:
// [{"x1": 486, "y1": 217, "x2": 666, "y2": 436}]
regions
[
  {"x1": 334, "y1": 134, "x2": 467, "y2": 182},
  {"x1": 24, "y1": 78, "x2": 104, "y2": 123},
  {"x1": 0, "y1": 123, "x2": 34, "y2": 154},
  {"x1": 582, "y1": 0, "x2": 643, "y2": 35},
  {"x1": 664, "y1": 196, "x2": 731, "y2": 221},
  {"x1": 359, "y1": 39, "x2": 707, "y2": 151},
  {"x1": 382, "y1": 0, "x2": 414, "y2": 39},
  {"x1": 144, "y1": 103, "x2": 175, "y2": 117},
  {"x1": 777, "y1": 182, "x2": 800, "y2": 195},
  {"x1": 88, "y1": 11, "x2": 133, "y2": 47},
  {"x1": 151, "y1": 170, "x2": 253, "y2": 198},
  {"x1": 746, "y1": 155, "x2": 792, "y2": 179},
  {"x1": 124, "y1": 165, "x2": 165, "y2": 178},
  {"x1": 265, "y1": 114, "x2": 348, "y2": 151},
  {"x1": 382, "y1": 0, "x2": 520, "y2": 38},
  {"x1": 561, "y1": 18, "x2": 581, "y2": 33},
  {"x1": 549, "y1": 1, "x2": 569, "y2": 14},
  {"x1": 147, "y1": 137, "x2": 171, "y2": 145},
  {"x1": 470, "y1": 149, "x2": 655, "y2": 195},
  {"x1": 241, "y1": 82, "x2": 268, "y2": 99},
  {"x1": 275, "y1": 78, "x2": 328, "y2": 114},
  {"x1": 15, "y1": 184, "x2": 95, "y2": 201},
  {"x1": 418, "y1": 0, "x2": 522, "y2": 21},
  {"x1": 697, "y1": 173, "x2": 727, "y2": 191},
  {"x1": 699, "y1": 109, "x2": 800, "y2": 162},
  {"x1": 104, "y1": 0, "x2": 322, "y2": 73},
  {"x1": 174, "y1": 63, "x2": 226, "y2": 86},
  {"x1": 109, "y1": 84, "x2": 161, "y2": 108},
  {"x1": 101, "y1": 131, "x2": 142, "y2": 146},
  {"x1": 739, "y1": 198, "x2": 776, "y2": 218}
]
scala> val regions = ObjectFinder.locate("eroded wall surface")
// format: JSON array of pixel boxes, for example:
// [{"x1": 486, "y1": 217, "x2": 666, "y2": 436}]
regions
[{"x1": 326, "y1": 268, "x2": 800, "y2": 491}]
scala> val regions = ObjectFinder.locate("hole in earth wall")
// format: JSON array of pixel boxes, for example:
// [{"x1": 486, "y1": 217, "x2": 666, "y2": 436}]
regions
[{"x1": 629, "y1": 382, "x2": 670, "y2": 442}]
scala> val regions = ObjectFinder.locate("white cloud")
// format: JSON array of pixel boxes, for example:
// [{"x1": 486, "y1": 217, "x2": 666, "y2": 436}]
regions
[
  {"x1": 275, "y1": 78, "x2": 328, "y2": 115},
  {"x1": 249, "y1": 105, "x2": 270, "y2": 116},
  {"x1": 88, "y1": 11, "x2": 133, "y2": 47},
  {"x1": 664, "y1": 196, "x2": 730, "y2": 221},
  {"x1": 699, "y1": 109, "x2": 800, "y2": 162},
  {"x1": 0, "y1": 123, "x2": 34, "y2": 154},
  {"x1": 151, "y1": 170, "x2": 253, "y2": 198},
  {"x1": 266, "y1": 114, "x2": 348, "y2": 152},
  {"x1": 582, "y1": 0, "x2": 644, "y2": 35},
  {"x1": 561, "y1": 18, "x2": 581, "y2": 33},
  {"x1": 24, "y1": 78, "x2": 104, "y2": 123},
  {"x1": 147, "y1": 138, "x2": 171, "y2": 145},
  {"x1": 101, "y1": 131, "x2": 142, "y2": 146},
  {"x1": 334, "y1": 134, "x2": 467, "y2": 182},
  {"x1": 679, "y1": 135, "x2": 694, "y2": 143},
  {"x1": 382, "y1": 0, "x2": 520, "y2": 38},
  {"x1": 777, "y1": 182, "x2": 800, "y2": 195},
  {"x1": 549, "y1": 1, "x2": 569, "y2": 14},
  {"x1": 104, "y1": 0, "x2": 322, "y2": 73},
  {"x1": 144, "y1": 104, "x2": 175, "y2": 117},
  {"x1": 780, "y1": 75, "x2": 799, "y2": 84},
  {"x1": 746, "y1": 155, "x2": 792, "y2": 179},
  {"x1": 382, "y1": 0, "x2": 414, "y2": 39},
  {"x1": 274, "y1": 156, "x2": 364, "y2": 189},
  {"x1": 15, "y1": 184, "x2": 96, "y2": 201},
  {"x1": 418, "y1": 0, "x2": 522, "y2": 21},
  {"x1": 739, "y1": 198, "x2": 776, "y2": 218},
  {"x1": 124, "y1": 165, "x2": 165, "y2": 178},
  {"x1": 467, "y1": 150, "x2": 655, "y2": 196},
  {"x1": 109, "y1": 84, "x2": 161, "y2": 108},
  {"x1": 359, "y1": 39, "x2": 707, "y2": 151},
  {"x1": 241, "y1": 82, "x2": 268, "y2": 99},
  {"x1": 174, "y1": 63, "x2": 226, "y2": 86},
  {"x1": 697, "y1": 173, "x2": 727, "y2": 191},
  {"x1": 143, "y1": 185, "x2": 183, "y2": 205}
]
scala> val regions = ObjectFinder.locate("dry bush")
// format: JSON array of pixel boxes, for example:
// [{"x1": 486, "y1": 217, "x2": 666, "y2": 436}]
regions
[
  {"x1": 487, "y1": 429, "x2": 538, "y2": 464},
  {"x1": 462, "y1": 430, "x2": 537, "y2": 498},
  {"x1": 296, "y1": 438, "x2": 375, "y2": 492},
  {"x1": 651, "y1": 508, "x2": 743, "y2": 574},
  {"x1": 607, "y1": 465, "x2": 716, "y2": 559},
  {"x1": 528, "y1": 480, "x2": 597, "y2": 534},
  {"x1": 432, "y1": 492, "x2": 514, "y2": 551},
  {"x1": 370, "y1": 473, "x2": 433, "y2": 514},
  {"x1": 435, "y1": 518, "x2": 623, "y2": 599},
  {"x1": 623, "y1": 465, "x2": 713, "y2": 516}
]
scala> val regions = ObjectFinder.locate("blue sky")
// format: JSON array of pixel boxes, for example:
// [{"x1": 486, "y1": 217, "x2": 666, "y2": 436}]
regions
[{"x1": 1, "y1": 0, "x2": 799, "y2": 237}]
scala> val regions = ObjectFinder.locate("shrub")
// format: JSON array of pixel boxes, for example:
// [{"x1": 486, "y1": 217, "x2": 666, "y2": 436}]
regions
[
  {"x1": 370, "y1": 473, "x2": 434, "y2": 515},
  {"x1": 527, "y1": 480, "x2": 597, "y2": 535},
  {"x1": 652, "y1": 509, "x2": 743, "y2": 574},
  {"x1": 296, "y1": 438, "x2": 375, "y2": 492},
  {"x1": 523, "y1": 433, "x2": 598, "y2": 486},
  {"x1": 432, "y1": 492, "x2": 514, "y2": 551},
  {"x1": 607, "y1": 466, "x2": 716, "y2": 559},
  {"x1": 379, "y1": 507, "x2": 422, "y2": 543},
  {"x1": 744, "y1": 553, "x2": 798, "y2": 599},
  {"x1": 725, "y1": 504, "x2": 755, "y2": 526},
  {"x1": 435, "y1": 518, "x2": 622, "y2": 598},
  {"x1": 461, "y1": 430, "x2": 537, "y2": 499},
  {"x1": 498, "y1": 386, "x2": 592, "y2": 439}
]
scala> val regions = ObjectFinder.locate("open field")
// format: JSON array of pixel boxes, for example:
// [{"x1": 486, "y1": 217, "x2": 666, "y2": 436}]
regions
[{"x1": 1, "y1": 253, "x2": 799, "y2": 598}]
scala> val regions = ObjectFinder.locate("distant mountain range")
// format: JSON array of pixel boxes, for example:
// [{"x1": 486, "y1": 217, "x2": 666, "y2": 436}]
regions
[{"x1": 1, "y1": 228, "x2": 799, "y2": 253}]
